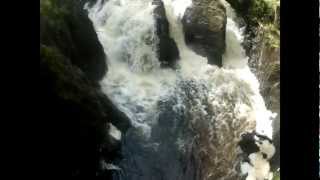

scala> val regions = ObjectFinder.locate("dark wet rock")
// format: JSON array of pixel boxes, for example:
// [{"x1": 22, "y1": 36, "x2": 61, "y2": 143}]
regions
[
  {"x1": 239, "y1": 132, "x2": 260, "y2": 156},
  {"x1": 225, "y1": 0, "x2": 253, "y2": 16},
  {"x1": 40, "y1": 0, "x2": 107, "y2": 82},
  {"x1": 152, "y1": 0, "x2": 180, "y2": 68},
  {"x1": 40, "y1": 0, "x2": 131, "y2": 177},
  {"x1": 182, "y1": 0, "x2": 227, "y2": 67},
  {"x1": 40, "y1": 45, "x2": 130, "y2": 177},
  {"x1": 239, "y1": 131, "x2": 275, "y2": 155}
]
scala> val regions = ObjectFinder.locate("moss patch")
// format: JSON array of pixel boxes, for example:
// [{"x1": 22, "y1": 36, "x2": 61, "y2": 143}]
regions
[
  {"x1": 40, "y1": 0, "x2": 69, "y2": 27},
  {"x1": 247, "y1": 0, "x2": 279, "y2": 49},
  {"x1": 227, "y1": 0, "x2": 280, "y2": 51}
]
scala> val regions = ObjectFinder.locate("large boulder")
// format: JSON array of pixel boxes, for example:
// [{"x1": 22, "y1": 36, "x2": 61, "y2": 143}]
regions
[
  {"x1": 152, "y1": 0, "x2": 180, "y2": 68},
  {"x1": 40, "y1": 0, "x2": 107, "y2": 82},
  {"x1": 182, "y1": 0, "x2": 227, "y2": 67}
]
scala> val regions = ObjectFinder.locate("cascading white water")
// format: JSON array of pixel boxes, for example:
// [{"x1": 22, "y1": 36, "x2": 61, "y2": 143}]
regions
[
  {"x1": 86, "y1": 0, "x2": 179, "y2": 138},
  {"x1": 162, "y1": 0, "x2": 275, "y2": 138},
  {"x1": 86, "y1": 0, "x2": 276, "y2": 179}
]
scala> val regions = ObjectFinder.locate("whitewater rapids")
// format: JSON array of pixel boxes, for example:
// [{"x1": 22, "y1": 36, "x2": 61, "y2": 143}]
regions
[{"x1": 85, "y1": 0, "x2": 276, "y2": 179}]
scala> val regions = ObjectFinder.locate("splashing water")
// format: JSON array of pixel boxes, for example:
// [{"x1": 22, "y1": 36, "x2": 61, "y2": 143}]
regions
[
  {"x1": 86, "y1": 0, "x2": 178, "y2": 138},
  {"x1": 86, "y1": 0, "x2": 276, "y2": 179}
]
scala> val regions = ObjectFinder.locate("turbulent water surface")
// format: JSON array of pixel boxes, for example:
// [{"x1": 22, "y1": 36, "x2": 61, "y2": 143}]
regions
[{"x1": 86, "y1": 0, "x2": 276, "y2": 179}]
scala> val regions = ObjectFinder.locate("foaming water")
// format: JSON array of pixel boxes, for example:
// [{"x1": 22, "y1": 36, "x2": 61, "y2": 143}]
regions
[
  {"x1": 86, "y1": 0, "x2": 178, "y2": 138},
  {"x1": 163, "y1": 0, "x2": 275, "y2": 138},
  {"x1": 162, "y1": 0, "x2": 212, "y2": 79},
  {"x1": 86, "y1": 0, "x2": 276, "y2": 179},
  {"x1": 170, "y1": 0, "x2": 192, "y2": 18}
]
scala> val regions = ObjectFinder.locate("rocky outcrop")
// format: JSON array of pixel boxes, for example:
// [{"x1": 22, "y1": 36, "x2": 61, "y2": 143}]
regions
[
  {"x1": 152, "y1": 0, "x2": 180, "y2": 68},
  {"x1": 40, "y1": 0, "x2": 130, "y2": 177},
  {"x1": 40, "y1": 0, "x2": 107, "y2": 82},
  {"x1": 40, "y1": 44, "x2": 130, "y2": 177},
  {"x1": 182, "y1": 0, "x2": 227, "y2": 67}
]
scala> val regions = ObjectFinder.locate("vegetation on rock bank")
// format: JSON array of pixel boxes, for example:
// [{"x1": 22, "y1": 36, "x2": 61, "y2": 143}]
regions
[{"x1": 226, "y1": 0, "x2": 280, "y2": 178}]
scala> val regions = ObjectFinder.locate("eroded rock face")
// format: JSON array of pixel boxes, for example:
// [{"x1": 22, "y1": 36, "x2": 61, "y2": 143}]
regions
[
  {"x1": 152, "y1": 0, "x2": 180, "y2": 68},
  {"x1": 182, "y1": 0, "x2": 227, "y2": 67}
]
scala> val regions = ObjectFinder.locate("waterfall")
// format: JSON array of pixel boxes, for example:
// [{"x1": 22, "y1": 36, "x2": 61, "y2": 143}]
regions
[
  {"x1": 86, "y1": 0, "x2": 178, "y2": 138},
  {"x1": 85, "y1": 0, "x2": 276, "y2": 179}
]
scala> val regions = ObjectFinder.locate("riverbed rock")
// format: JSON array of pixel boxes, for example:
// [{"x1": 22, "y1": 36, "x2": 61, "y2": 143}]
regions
[
  {"x1": 152, "y1": 0, "x2": 180, "y2": 68},
  {"x1": 182, "y1": 0, "x2": 227, "y2": 67}
]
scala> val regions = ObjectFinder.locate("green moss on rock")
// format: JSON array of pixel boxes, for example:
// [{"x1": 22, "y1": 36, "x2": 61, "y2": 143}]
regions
[
  {"x1": 40, "y1": 0, "x2": 107, "y2": 82},
  {"x1": 226, "y1": 0, "x2": 279, "y2": 50},
  {"x1": 40, "y1": 43, "x2": 131, "y2": 176}
]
